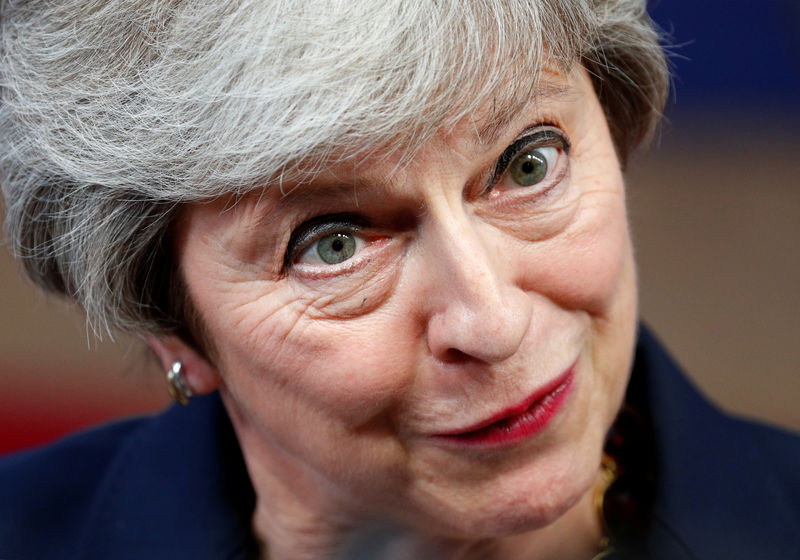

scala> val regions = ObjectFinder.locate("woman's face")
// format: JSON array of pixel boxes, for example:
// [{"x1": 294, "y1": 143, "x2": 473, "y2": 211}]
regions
[{"x1": 176, "y1": 66, "x2": 637, "y2": 537}]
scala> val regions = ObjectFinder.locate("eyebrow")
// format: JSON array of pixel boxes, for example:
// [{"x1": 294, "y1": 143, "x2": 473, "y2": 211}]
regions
[
  {"x1": 260, "y1": 78, "x2": 576, "y2": 207},
  {"x1": 473, "y1": 81, "x2": 573, "y2": 147},
  {"x1": 253, "y1": 176, "x2": 396, "y2": 226}
]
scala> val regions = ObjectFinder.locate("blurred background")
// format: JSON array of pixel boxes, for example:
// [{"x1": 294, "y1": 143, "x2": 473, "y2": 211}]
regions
[{"x1": 1, "y1": 0, "x2": 799, "y2": 454}]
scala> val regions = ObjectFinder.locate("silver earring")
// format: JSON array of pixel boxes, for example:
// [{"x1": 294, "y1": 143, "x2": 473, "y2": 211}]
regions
[{"x1": 166, "y1": 361, "x2": 193, "y2": 405}]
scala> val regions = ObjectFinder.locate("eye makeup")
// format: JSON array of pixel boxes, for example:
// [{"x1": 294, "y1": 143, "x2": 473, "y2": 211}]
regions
[
  {"x1": 283, "y1": 213, "x2": 369, "y2": 269},
  {"x1": 488, "y1": 126, "x2": 571, "y2": 191}
]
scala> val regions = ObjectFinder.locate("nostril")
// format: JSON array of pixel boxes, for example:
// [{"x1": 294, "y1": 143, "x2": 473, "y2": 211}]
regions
[{"x1": 439, "y1": 347, "x2": 473, "y2": 364}]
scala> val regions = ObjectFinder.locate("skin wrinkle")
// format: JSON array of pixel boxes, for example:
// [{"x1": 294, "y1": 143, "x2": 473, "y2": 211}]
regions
[
  {"x1": 203, "y1": 74, "x2": 588, "y2": 398},
  {"x1": 294, "y1": 263, "x2": 405, "y2": 320},
  {"x1": 0, "y1": 4, "x2": 671, "y2": 558},
  {"x1": 199, "y1": 92, "x2": 579, "y2": 304},
  {"x1": 172, "y1": 65, "x2": 636, "y2": 559}
]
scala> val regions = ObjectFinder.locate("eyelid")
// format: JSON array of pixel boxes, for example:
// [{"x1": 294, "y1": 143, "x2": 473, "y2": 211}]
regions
[
  {"x1": 489, "y1": 126, "x2": 571, "y2": 189},
  {"x1": 284, "y1": 214, "x2": 368, "y2": 269}
]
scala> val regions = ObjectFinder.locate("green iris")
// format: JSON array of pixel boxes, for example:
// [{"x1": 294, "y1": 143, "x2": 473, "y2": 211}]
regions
[
  {"x1": 508, "y1": 149, "x2": 548, "y2": 186},
  {"x1": 317, "y1": 232, "x2": 357, "y2": 264}
]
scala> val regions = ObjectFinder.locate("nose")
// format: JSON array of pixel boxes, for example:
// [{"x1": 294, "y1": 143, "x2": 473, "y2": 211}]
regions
[{"x1": 421, "y1": 207, "x2": 531, "y2": 365}]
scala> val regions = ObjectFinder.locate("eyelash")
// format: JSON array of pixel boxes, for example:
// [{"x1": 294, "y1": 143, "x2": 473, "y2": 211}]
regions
[
  {"x1": 283, "y1": 214, "x2": 368, "y2": 269},
  {"x1": 283, "y1": 126, "x2": 571, "y2": 269},
  {"x1": 487, "y1": 126, "x2": 571, "y2": 191}
]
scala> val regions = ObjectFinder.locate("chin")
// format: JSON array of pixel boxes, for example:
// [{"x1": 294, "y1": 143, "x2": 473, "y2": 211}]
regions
[
  {"x1": 494, "y1": 446, "x2": 600, "y2": 534},
  {"x1": 405, "y1": 429, "x2": 603, "y2": 542}
]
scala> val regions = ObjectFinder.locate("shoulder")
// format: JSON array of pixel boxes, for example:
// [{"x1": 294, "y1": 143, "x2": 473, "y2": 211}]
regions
[
  {"x1": 0, "y1": 416, "x2": 152, "y2": 558},
  {"x1": 731, "y1": 416, "x2": 800, "y2": 505},
  {"x1": 633, "y1": 325, "x2": 800, "y2": 559},
  {"x1": 652, "y1": 413, "x2": 800, "y2": 560},
  {"x1": 0, "y1": 393, "x2": 255, "y2": 559}
]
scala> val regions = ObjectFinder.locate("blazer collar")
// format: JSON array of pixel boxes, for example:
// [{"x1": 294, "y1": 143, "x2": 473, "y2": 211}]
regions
[
  {"x1": 76, "y1": 393, "x2": 257, "y2": 559},
  {"x1": 634, "y1": 325, "x2": 800, "y2": 559}
]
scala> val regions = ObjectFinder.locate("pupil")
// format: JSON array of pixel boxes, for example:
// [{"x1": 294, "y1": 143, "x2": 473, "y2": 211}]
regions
[
  {"x1": 509, "y1": 150, "x2": 548, "y2": 186},
  {"x1": 317, "y1": 232, "x2": 357, "y2": 264}
]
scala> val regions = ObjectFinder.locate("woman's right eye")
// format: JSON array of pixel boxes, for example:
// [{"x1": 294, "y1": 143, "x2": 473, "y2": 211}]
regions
[
  {"x1": 298, "y1": 230, "x2": 365, "y2": 265},
  {"x1": 284, "y1": 215, "x2": 369, "y2": 269}
]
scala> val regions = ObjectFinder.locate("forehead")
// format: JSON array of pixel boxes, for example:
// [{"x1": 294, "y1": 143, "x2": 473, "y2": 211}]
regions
[
  {"x1": 190, "y1": 65, "x2": 591, "y2": 231},
  {"x1": 469, "y1": 74, "x2": 575, "y2": 147},
  {"x1": 275, "y1": 67, "x2": 583, "y2": 194},
  {"x1": 178, "y1": 64, "x2": 606, "y2": 268}
]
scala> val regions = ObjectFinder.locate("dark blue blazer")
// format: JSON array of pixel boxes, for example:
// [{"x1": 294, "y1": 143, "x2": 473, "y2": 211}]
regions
[{"x1": 2, "y1": 326, "x2": 799, "y2": 559}]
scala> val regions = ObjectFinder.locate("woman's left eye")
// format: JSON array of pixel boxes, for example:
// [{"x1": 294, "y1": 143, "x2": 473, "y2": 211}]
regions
[
  {"x1": 507, "y1": 146, "x2": 558, "y2": 186},
  {"x1": 490, "y1": 128, "x2": 570, "y2": 193}
]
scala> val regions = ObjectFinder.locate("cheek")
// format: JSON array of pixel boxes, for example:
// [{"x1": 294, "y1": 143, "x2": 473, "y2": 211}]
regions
[
  {"x1": 286, "y1": 245, "x2": 404, "y2": 320},
  {"x1": 211, "y1": 297, "x2": 416, "y2": 429},
  {"x1": 514, "y1": 189, "x2": 632, "y2": 317},
  {"x1": 180, "y1": 233, "x2": 412, "y2": 430}
]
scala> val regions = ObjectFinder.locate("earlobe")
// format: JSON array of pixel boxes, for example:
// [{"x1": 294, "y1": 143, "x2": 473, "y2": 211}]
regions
[{"x1": 146, "y1": 334, "x2": 222, "y2": 398}]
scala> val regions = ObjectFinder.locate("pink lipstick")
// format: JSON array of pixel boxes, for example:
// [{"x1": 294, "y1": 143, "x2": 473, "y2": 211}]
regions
[{"x1": 434, "y1": 363, "x2": 576, "y2": 448}]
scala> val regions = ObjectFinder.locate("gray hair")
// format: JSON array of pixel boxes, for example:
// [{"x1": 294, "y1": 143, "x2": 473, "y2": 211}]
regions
[{"x1": 0, "y1": 0, "x2": 668, "y2": 339}]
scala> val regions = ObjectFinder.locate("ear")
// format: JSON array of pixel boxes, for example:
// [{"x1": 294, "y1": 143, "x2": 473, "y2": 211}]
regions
[{"x1": 146, "y1": 334, "x2": 222, "y2": 396}]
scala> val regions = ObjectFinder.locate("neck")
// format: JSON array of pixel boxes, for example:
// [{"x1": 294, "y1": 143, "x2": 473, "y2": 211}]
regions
[
  {"x1": 225, "y1": 396, "x2": 606, "y2": 560},
  {"x1": 228, "y1": 394, "x2": 604, "y2": 560},
  {"x1": 337, "y1": 488, "x2": 603, "y2": 560},
  {"x1": 251, "y1": 471, "x2": 605, "y2": 560},
  {"x1": 223, "y1": 420, "x2": 603, "y2": 560}
]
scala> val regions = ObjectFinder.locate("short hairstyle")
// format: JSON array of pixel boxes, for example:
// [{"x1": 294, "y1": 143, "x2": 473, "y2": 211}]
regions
[{"x1": 1, "y1": 0, "x2": 668, "y2": 339}]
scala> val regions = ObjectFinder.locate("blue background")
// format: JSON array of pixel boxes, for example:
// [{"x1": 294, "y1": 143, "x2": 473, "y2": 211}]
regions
[{"x1": 650, "y1": 0, "x2": 799, "y2": 113}]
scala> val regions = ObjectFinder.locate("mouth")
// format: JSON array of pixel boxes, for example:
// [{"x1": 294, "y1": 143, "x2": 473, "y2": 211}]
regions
[{"x1": 432, "y1": 362, "x2": 576, "y2": 449}]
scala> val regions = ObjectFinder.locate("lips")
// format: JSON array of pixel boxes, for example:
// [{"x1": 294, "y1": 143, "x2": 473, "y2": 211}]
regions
[{"x1": 433, "y1": 362, "x2": 576, "y2": 448}]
